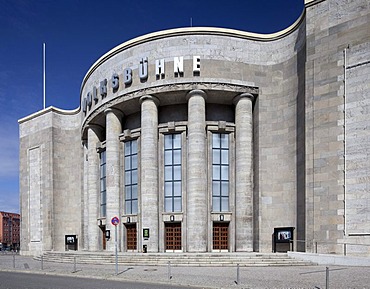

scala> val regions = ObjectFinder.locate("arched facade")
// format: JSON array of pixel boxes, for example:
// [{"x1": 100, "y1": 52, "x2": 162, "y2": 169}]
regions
[{"x1": 19, "y1": 0, "x2": 370, "y2": 257}]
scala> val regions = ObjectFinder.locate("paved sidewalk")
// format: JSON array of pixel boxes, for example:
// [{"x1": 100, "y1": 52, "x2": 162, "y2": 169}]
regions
[{"x1": 1, "y1": 253, "x2": 370, "y2": 288}]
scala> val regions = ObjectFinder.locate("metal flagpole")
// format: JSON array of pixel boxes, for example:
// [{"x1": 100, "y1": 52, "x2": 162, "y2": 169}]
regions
[{"x1": 43, "y1": 43, "x2": 46, "y2": 109}]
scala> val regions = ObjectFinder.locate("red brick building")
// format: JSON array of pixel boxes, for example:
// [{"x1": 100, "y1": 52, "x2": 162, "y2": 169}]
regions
[{"x1": 0, "y1": 211, "x2": 20, "y2": 250}]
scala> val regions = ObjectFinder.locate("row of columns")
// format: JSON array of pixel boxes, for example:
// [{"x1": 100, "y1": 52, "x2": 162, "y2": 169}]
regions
[{"x1": 85, "y1": 90, "x2": 254, "y2": 252}]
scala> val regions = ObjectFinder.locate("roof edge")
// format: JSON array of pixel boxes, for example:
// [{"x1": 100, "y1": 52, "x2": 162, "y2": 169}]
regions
[
  {"x1": 80, "y1": 9, "x2": 306, "y2": 99},
  {"x1": 18, "y1": 106, "x2": 80, "y2": 124}
]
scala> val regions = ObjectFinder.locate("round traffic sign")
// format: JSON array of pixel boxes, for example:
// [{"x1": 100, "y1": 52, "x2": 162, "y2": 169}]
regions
[{"x1": 111, "y1": 216, "x2": 120, "y2": 226}]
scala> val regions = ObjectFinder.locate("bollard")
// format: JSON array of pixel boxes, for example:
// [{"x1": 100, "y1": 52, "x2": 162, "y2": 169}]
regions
[
  {"x1": 41, "y1": 255, "x2": 44, "y2": 270},
  {"x1": 12, "y1": 254, "x2": 15, "y2": 269},
  {"x1": 326, "y1": 267, "x2": 329, "y2": 289},
  {"x1": 73, "y1": 256, "x2": 77, "y2": 273},
  {"x1": 236, "y1": 263, "x2": 240, "y2": 285},
  {"x1": 168, "y1": 261, "x2": 172, "y2": 280}
]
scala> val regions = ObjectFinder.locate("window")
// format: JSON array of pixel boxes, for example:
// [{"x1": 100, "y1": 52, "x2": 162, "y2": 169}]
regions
[
  {"x1": 100, "y1": 150, "x2": 106, "y2": 217},
  {"x1": 164, "y1": 134, "x2": 182, "y2": 212},
  {"x1": 212, "y1": 133, "x2": 229, "y2": 212},
  {"x1": 125, "y1": 140, "x2": 138, "y2": 214}
]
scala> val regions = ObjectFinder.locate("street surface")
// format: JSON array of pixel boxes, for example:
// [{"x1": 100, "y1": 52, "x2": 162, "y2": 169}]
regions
[{"x1": 0, "y1": 271, "x2": 195, "y2": 289}]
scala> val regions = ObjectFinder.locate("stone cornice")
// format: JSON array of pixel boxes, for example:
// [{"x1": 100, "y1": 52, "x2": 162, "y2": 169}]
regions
[{"x1": 81, "y1": 81, "x2": 258, "y2": 134}]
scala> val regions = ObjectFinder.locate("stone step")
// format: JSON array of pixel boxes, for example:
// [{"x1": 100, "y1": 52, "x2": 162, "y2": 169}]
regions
[{"x1": 35, "y1": 252, "x2": 314, "y2": 267}]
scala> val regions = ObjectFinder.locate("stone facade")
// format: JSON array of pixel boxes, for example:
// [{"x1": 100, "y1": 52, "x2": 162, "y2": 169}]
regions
[{"x1": 19, "y1": 0, "x2": 370, "y2": 256}]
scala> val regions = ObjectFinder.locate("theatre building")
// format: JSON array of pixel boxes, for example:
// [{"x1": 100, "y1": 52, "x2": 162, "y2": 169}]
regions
[{"x1": 19, "y1": 0, "x2": 370, "y2": 257}]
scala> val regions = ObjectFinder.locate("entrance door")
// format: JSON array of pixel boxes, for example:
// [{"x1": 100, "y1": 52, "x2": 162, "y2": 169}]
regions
[
  {"x1": 213, "y1": 222, "x2": 229, "y2": 251},
  {"x1": 100, "y1": 225, "x2": 106, "y2": 250},
  {"x1": 125, "y1": 223, "x2": 137, "y2": 250},
  {"x1": 165, "y1": 223, "x2": 181, "y2": 251}
]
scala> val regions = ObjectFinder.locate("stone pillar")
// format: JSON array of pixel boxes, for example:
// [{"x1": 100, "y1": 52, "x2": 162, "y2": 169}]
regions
[
  {"x1": 140, "y1": 95, "x2": 159, "y2": 252},
  {"x1": 87, "y1": 125, "x2": 101, "y2": 251},
  {"x1": 82, "y1": 140, "x2": 89, "y2": 251},
  {"x1": 104, "y1": 108, "x2": 123, "y2": 251},
  {"x1": 186, "y1": 89, "x2": 208, "y2": 252},
  {"x1": 233, "y1": 93, "x2": 254, "y2": 251}
]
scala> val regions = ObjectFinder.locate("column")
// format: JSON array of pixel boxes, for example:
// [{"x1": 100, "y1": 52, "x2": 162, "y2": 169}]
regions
[
  {"x1": 87, "y1": 125, "x2": 101, "y2": 251},
  {"x1": 104, "y1": 108, "x2": 123, "y2": 251},
  {"x1": 233, "y1": 93, "x2": 254, "y2": 251},
  {"x1": 186, "y1": 89, "x2": 208, "y2": 252},
  {"x1": 82, "y1": 140, "x2": 89, "y2": 250},
  {"x1": 140, "y1": 95, "x2": 159, "y2": 252}
]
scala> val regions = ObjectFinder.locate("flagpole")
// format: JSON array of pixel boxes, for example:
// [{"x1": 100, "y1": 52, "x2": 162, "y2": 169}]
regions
[{"x1": 43, "y1": 43, "x2": 46, "y2": 109}]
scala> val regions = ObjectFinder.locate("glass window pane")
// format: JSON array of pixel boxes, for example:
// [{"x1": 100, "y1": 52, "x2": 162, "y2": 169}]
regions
[
  {"x1": 125, "y1": 187, "x2": 131, "y2": 199},
  {"x1": 165, "y1": 198, "x2": 172, "y2": 212},
  {"x1": 132, "y1": 200, "x2": 138, "y2": 214},
  {"x1": 173, "y1": 150, "x2": 181, "y2": 165},
  {"x1": 221, "y1": 197, "x2": 229, "y2": 211},
  {"x1": 221, "y1": 165, "x2": 229, "y2": 180},
  {"x1": 101, "y1": 165, "x2": 106, "y2": 178},
  {"x1": 101, "y1": 191, "x2": 106, "y2": 204},
  {"x1": 132, "y1": 155, "x2": 138, "y2": 169},
  {"x1": 173, "y1": 165, "x2": 181, "y2": 180},
  {"x1": 212, "y1": 181, "x2": 220, "y2": 196},
  {"x1": 101, "y1": 204, "x2": 106, "y2": 217},
  {"x1": 125, "y1": 156, "x2": 131, "y2": 170},
  {"x1": 213, "y1": 165, "x2": 220, "y2": 180},
  {"x1": 173, "y1": 134, "x2": 181, "y2": 148},
  {"x1": 125, "y1": 201, "x2": 131, "y2": 214},
  {"x1": 100, "y1": 179, "x2": 106, "y2": 191},
  {"x1": 124, "y1": 142, "x2": 131, "y2": 156},
  {"x1": 164, "y1": 135, "x2": 172, "y2": 149},
  {"x1": 174, "y1": 197, "x2": 182, "y2": 212},
  {"x1": 212, "y1": 197, "x2": 220, "y2": 212},
  {"x1": 125, "y1": 171, "x2": 131, "y2": 184},
  {"x1": 165, "y1": 166, "x2": 173, "y2": 181},
  {"x1": 221, "y1": 181, "x2": 229, "y2": 196},
  {"x1": 101, "y1": 151, "x2": 106, "y2": 163},
  {"x1": 131, "y1": 140, "x2": 137, "y2": 154},
  {"x1": 173, "y1": 181, "x2": 181, "y2": 196},
  {"x1": 132, "y1": 170, "x2": 138, "y2": 184},
  {"x1": 131, "y1": 185, "x2": 138, "y2": 199},
  {"x1": 164, "y1": 151, "x2": 172, "y2": 165},
  {"x1": 165, "y1": 182, "x2": 173, "y2": 196},
  {"x1": 221, "y1": 150, "x2": 228, "y2": 164},
  {"x1": 212, "y1": 134, "x2": 220, "y2": 148},
  {"x1": 221, "y1": 134, "x2": 229, "y2": 148},
  {"x1": 213, "y1": 150, "x2": 220, "y2": 164}
]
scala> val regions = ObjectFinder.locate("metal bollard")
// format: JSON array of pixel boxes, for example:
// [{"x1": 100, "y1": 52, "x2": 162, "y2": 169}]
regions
[
  {"x1": 12, "y1": 254, "x2": 15, "y2": 269},
  {"x1": 236, "y1": 263, "x2": 240, "y2": 285},
  {"x1": 326, "y1": 267, "x2": 329, "y2": 289},
  {"x1": 168, "y1": 261, "x2": 172, "y2": 280},
  {"x1": 73, "y1": 256, "x2": 77, "y2": 273}
]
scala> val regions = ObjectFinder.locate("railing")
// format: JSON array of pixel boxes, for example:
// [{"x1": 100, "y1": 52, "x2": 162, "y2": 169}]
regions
[{"x1": 294, "y1": 239, "x2": 370, "y2": 256}]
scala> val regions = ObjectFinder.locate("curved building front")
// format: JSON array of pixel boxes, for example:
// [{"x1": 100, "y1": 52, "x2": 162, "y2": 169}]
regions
[{"x1": 19, "y1": 0, "x2": 370, "y2": 257}]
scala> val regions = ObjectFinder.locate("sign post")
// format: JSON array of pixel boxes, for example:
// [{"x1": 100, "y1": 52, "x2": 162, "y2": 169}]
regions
[{"x1": 111, "y1": 216, "x2": 120, "y2": 275}]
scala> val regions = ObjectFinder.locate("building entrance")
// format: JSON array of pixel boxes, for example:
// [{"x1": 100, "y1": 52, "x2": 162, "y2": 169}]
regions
[
  {"x1": 213, "y1": 222, "x2": 229, "y2": 251},
  {"x1": 99, "y1": 225, "x2": 106, "y2": 250},
  {"x1": 165, "y1": 223, "x2": 181, "y2": 251},
  {"x1": 125, "y1": 223, "x2": 137, "y2": 250}
]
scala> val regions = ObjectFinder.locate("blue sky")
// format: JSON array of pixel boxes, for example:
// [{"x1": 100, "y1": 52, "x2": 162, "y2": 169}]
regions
[{"x1": 0, "y1": 0, "x2": 304, "y2": 213}]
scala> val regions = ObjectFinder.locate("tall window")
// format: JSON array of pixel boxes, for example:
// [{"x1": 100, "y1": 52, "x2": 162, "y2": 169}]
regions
[
  {"x1": 100, "y1": 150, "x2": 106, "y2": 217},
  {"x1": 212, "y1": 133, "x2": 229, "y2": 212},
  {"x1": 164, "y1": 134, "x2": 182, "y2": 212},
  {"x1": 125, "y1": 140, "x2": 138, "y2": 214}
]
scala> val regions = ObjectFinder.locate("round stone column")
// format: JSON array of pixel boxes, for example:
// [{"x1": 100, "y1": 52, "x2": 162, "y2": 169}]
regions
[
  {"x1": 140, "y1": 95, "x2": 159, "y2": 252},
  {"x1": 104, "y1": 108, "x2": 123, "y2": 251},
  {"x1": 186, "y1": 89, "x2": 208, "y2": 252},
  {"x1": 87, "y1": 125, "x2": 101, "y2": 251},
  {"x1": 233, "y1": 93, "x2": 254, "y2": 251}
]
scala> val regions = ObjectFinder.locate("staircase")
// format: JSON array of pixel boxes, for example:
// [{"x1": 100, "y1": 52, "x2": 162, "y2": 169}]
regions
[{"x1": 36, "y1": 252, "x2": 315, "y2": 267}]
